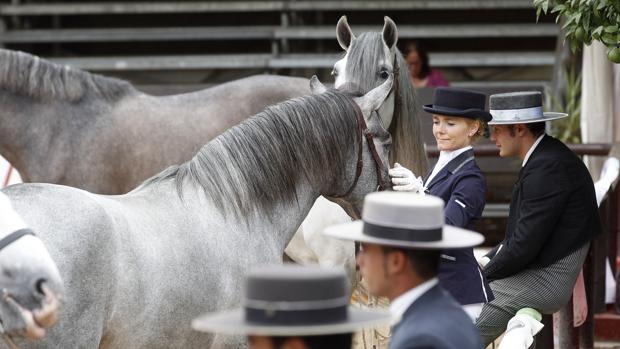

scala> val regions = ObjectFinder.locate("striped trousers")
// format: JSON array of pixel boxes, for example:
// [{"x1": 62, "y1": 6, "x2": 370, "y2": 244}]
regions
[{"x1": 475, "y1": 243, "x2": 590, "y2": 346}]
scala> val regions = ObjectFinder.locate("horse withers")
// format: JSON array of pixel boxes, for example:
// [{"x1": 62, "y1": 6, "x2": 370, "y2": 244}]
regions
[
  {"x1": 1, "y1": 75, "x2": 393, "y2": 349},
  {"x1": 0, "y1": 192, "x2": 63, "y2": 346}
]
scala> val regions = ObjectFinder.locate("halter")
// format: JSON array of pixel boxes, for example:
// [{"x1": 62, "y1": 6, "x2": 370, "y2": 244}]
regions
[
  {"x1": 0, "y1": 229, "x2": 34, "y2": 252},
  {"x1": 331, "y1": 99, "x2": 391, "y2": 199}
]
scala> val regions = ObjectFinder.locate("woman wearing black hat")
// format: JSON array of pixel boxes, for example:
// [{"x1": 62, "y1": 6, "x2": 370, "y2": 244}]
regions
[{"x1": 389, "y1": 87, "x2": 494, "y2": 321}]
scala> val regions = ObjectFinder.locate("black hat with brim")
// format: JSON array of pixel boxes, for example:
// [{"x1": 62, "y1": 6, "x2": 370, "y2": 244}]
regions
[{"x1": 423, "y1": 87, "x2": 492, "y2": 122}]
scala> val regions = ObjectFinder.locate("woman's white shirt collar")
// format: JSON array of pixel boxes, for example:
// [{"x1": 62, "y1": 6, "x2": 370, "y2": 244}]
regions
[{"x1": 425, "y1": 145, "x2": 473, "y2": 186}]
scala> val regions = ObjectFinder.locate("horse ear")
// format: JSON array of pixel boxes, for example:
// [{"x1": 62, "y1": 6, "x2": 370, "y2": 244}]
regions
[
  {"x1": 382, "y1": 16, "x2": 398, "y2": 49},
  {"x1": 336, "y1": 16, "x2": 355, "y2": 50},
  {"x1": 354, "y1": 74, "x2": 393, "y2": 118},
  {"x1": 309, "y1": 75, "x2": 327, "y2": 94}
]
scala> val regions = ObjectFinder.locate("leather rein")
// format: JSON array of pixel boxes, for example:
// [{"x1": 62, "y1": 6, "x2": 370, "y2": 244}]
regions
[
  {"x1": 331, "y1": 98, "x2": 391, "y2": 199},
  {"x1": 332, "y1": 56, "x2": 398, "y2": 198}
]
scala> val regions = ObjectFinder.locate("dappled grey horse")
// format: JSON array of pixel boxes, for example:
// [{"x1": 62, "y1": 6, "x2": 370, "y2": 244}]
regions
[
  {"x1": 0, "y1": 76, "x2": 394, "y2": 349},
  {"x1": 0, "y1": 49, "x2": 310, "y2": 194},
  {"x1": 285, "y1": 16, "x2": 428, "y2": 280}
]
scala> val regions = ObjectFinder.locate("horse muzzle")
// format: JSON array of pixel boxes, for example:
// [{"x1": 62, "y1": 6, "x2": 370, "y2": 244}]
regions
[{"x1": 0, "y1": 281, "x2": 61, "y2": 341}]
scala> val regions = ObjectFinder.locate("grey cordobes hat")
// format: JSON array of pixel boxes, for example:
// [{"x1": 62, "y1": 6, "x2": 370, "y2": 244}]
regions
[
  {"x1": 488, "y1": 91, "x2": 567, "y2": 125},
  {"x1": 324, "y1": 192, "x2": 484, "y2": 249},
  {"x1": 192, "y1": 265, "x2": 391, "y2": 336}
]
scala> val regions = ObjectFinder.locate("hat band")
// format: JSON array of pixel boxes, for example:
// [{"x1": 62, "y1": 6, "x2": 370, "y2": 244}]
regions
[
  {"x1": 363, "y1": 222, "x2": 442, "y2": 242},
  {"x1": 490, "y1": 106, "x2": 543, "y2": 122},
  {"x1": 245, "y1": 297, "x2": 348, "y2": 325}
]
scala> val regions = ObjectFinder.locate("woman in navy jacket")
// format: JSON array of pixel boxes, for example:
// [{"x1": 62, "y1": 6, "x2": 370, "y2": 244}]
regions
[{"x1": 389, "y1": 87, "x2": 494, "y2": 320}]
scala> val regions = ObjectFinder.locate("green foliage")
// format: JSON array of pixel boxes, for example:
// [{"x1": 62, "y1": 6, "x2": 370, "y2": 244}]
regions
[
  {"x1": 549, "y1": 66, "x2": 582, "y2": 143},
  {"x1": 534, "y1": 0, "x2": 620, "y2": 63}
]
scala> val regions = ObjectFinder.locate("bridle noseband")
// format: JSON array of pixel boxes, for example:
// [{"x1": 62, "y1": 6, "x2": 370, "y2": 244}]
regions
[{"x1": 0, "y1": 229, "x2": 34, "y2": 253}]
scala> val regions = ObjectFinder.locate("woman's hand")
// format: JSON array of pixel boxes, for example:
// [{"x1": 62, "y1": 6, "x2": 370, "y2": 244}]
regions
[{"x1": 389, "y1": 163, "x2": 425, "y2": 194}]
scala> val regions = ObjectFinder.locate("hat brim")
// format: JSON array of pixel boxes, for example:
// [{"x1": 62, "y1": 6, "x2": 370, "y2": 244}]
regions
[
  {"x1": 423, "y1": 104, "x2": 492, "y2": 123},
  {"x1": 192, "y1": 307, "x2": 392, "y2": 336},
  {"x1": 324, "y1": 221, "x2": 483, "y2": 249},
  {"x1": 488, "y1": 112, "x2": 568, "y2": 125}
]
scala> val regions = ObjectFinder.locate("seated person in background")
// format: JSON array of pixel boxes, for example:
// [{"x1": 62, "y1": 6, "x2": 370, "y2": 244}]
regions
[
  {"x1": 192, "y1": 265, "x2": 391, "y2": 349},
  {"x1": 404, "y1": 40, "x2": 450, "y2": 88},
  {"x1": 475, "y1": 91, "x2": 602, "y2": 346}
]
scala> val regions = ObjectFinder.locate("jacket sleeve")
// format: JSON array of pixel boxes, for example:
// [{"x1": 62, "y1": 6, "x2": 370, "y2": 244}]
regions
[
  {"x1": 444, "y1": 171, "x2": 486, "y2": 228},
  {"x1": 484, "y1": 160, "x2": 571, "y2": 280}
]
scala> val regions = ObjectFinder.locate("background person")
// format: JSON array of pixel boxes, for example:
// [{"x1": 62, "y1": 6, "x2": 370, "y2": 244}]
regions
[{"x1": 403, "y1": 40, "x2": 450, "y2": 88}]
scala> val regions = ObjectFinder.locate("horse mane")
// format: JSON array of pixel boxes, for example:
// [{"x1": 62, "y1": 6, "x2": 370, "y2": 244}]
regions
[
  {"x1": 0, "y1": 49, "x2": 135, "y2": 103},
  {"x1": 345, "y1": 32, "x2": 428, "y2": 176},
  {"x1": 146, "y1": 89, "x2": 360, "y2": 219}
]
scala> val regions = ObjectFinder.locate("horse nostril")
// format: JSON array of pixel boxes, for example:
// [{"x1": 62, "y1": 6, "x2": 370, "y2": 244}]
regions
[{"x1": 34, "y1": 278, "x2": 48, "y2": 297}]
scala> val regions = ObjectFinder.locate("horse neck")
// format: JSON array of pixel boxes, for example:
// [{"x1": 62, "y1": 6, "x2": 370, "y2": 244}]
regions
[{"x1": 0, "y1": 92, "x2": 101, "y2": 182}]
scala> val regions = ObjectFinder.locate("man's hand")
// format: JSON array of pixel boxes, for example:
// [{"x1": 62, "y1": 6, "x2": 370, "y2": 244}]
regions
[{"x1": 389, "y1": 163, "x2": 425, "y2": 194}]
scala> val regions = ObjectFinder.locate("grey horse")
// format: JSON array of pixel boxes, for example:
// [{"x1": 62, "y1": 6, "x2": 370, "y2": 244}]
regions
[
  {"x1": 0, "y1": 48, "x2": 310, "y2": 194},
  {"x1": 0, "y1": 76, "x2": 393, "y2": 349},
  {"x1": 285, "y1": 16, "x2": 429, "y2": 278}
]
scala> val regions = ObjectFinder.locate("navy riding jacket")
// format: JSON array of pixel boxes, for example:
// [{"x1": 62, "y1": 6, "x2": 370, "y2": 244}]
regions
[{"x1": 424, "y1": 148, "x2": 493, "y2": 305}]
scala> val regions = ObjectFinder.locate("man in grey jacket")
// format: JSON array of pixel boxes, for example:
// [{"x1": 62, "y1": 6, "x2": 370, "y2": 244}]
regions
[{"x1": 325, "y1": 192, "x2": 484, "y2": 349}]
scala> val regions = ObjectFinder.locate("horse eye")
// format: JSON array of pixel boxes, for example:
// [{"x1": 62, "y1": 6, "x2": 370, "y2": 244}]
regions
[
  {"x1": 379, "y1": 70, "x2": 389, "y2": 80},
  {"x1": 331, "y1": 69, "x2": 338, "y2": 77}
]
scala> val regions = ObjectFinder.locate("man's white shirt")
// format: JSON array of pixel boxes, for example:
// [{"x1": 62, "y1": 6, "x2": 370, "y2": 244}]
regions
[
  {"x1": 522, "y1": 134, "x2": 545, "y2": 167},
  {"x1": 389, "y1": 277, "x2": 439, "y2": 325}
]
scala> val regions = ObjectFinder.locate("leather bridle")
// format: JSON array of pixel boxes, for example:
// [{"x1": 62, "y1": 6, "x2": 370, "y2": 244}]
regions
[
  {"x1": 0, "y1": 229, "x2": 34, "y2": 253},
  {"x1": 331, "y1": 99, "x2": 391, "y2": 199}
]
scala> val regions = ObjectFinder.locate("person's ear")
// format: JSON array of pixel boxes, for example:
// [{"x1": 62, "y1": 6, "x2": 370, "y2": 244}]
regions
[
  {"x1": 386, "y1": 250, "x2": 408, "y2": 275},
  {"x1": 469, "y1": 120, "x2": 480, "y2": 137}
]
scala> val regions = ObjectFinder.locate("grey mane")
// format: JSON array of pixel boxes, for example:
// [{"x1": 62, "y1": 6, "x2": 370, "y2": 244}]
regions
[
  {"x1": 147, "y1": 89, "x2": 360, "y2": 219},
  {"x1": 0, "y1": 49, "x2": 135, "y2": 103},
  {"x1": 345, "y1": 32, "x2": 428, "y2": 175}
]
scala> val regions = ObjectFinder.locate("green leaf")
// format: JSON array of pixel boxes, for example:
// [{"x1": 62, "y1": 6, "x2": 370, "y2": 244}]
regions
[
  {"x1": 552, "y1": 4, "x2": 567, "y2": 13},
  {"x1": 543, "y1": 0, "x2": 549, "y2": 13},
  {"x1": 604, "y1": 25, "x2": 619, "y2": 33}
]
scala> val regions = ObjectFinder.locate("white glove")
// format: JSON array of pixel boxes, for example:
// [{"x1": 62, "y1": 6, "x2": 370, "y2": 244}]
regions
[
  {"x1": 389, "y1": 163, "x2": 425, "y2": 194},
  {"x1": 498, "y1": 309, "x2": 544, "y2": 349},
  {"x1": 477, "y1": 256, "x2": 491, "y2": 268}
]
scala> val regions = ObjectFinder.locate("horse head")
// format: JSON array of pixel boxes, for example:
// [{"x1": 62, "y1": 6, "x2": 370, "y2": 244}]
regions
[
  {"x1": 332, "y1": 16, "x2": 428, "y2": 176},
  {"x1": 0, "y1": 192, "x2": 63, "y2": 342},
  {"x1": 333, "y1": 16, "x2": 398, "y2": 129},
  {"x1": 311, "y1": 75, "x2": 394, "y2": 219}
]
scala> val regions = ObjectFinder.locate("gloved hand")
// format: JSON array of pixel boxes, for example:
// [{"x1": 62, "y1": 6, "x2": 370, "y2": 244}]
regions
[
  {"x1": 498, "y1": 308, "x2": 544, "y2": 349},
  {"x1": 477, "y1": 256, "x2": 491, "y2": 268},
  {"x1": 389, "y1": 163, "x2": 425, "y2": 194}
]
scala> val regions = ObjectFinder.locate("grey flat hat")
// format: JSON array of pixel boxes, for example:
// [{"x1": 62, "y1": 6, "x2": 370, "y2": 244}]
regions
[
  {"x1": 192, "y1": 265, "x2": 392, "y2": 336},
  {"x1": 488, "y1": 91, "x2": 567, "y2": 125},
  {"x1": 324, "y1": 192, "x2": 484, "y2": 249}
]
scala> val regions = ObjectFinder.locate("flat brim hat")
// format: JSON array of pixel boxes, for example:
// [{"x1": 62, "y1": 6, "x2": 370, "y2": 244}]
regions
[
  {"x1": 488, "y1": 91, "x2": 567, "y2": 125},
  {"x1": 192, "y1": 265, "x2": 392, "y2": 336},
  {"x1": 423, "y1": 87, "x2": 492, "y2": 122},
  {"x1": 324, "y1": 192, "x2": 484, "y2": 249}
]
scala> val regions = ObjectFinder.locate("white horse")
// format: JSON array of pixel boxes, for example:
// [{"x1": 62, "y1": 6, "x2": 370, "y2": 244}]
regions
[
  {"x1": 285, "y1": 16, "x2": 428, "y2": 284},
  {"x1": 0, "y1": 192, "x2": 63, "y2": 346},
  {"x1": 0, "y1": 76, "x2": 393, "y2": 349}
]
